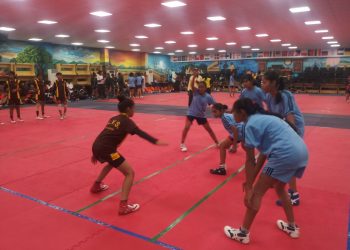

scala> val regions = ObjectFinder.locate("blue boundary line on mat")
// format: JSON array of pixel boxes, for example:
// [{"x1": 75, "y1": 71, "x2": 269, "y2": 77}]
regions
[{"x1": 0, "y1": 186, "x2": 181, "y2": 250}]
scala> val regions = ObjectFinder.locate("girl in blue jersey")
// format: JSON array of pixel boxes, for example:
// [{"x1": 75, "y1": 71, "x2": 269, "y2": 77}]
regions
[
  {"x1": 210, "y1": 103, "x2": 244, "y2": 175},
  {"x1": 224, "y1": 98, "x2": 308, "y2": 244},
  {"x1": 240, "y1": 74, "x2": 266, "y2": 108},
  {"x1": 128, "y1": 73, "x2": 136, "y2": 98},
  {"x1": 262, "y1": 71, "x2": 305, "y2": 206},
  {"x1": 180, "y1": 81, "x2": 219, "y2": 152},
  {"x1": 135, "y1": 72, "x2": 143, "y2": 98}
]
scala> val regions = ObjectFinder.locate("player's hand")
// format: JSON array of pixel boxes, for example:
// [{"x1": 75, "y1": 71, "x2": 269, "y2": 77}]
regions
[{"x1": 156, "y1": 140, "x2": 168, "y2": 146}]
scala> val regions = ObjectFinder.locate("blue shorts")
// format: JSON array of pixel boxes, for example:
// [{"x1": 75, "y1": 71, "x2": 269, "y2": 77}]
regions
[
  {"x1": 187, "y1": 115, "x2": 207, "y2": 125},
  {"x1": 262, "y1": 163, "x2": 306, "y2": 183}
]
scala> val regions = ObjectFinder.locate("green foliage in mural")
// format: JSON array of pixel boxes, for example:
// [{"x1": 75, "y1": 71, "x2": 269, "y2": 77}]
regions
[{"x1": 16, "y1": 46, "x2": 52, "y2": 64}]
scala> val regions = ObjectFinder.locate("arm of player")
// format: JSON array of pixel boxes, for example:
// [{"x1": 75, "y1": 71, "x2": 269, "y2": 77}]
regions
[{"x1": 132, "y1": 127, "x2": 168, "y2": 145}]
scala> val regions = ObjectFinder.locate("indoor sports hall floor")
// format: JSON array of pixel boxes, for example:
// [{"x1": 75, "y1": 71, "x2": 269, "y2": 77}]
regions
[{"x1": 0, "y1": 92, "x2": 349, "y2": 250}]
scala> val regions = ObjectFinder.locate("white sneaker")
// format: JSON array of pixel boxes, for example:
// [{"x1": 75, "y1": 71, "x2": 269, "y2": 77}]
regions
[
  {"x1": 36, "y1": 116, "x2": 44, "y2": 120},
  {"x1": 17, "y1": 118, "x2": 24, "y2": 122},
  {"x1": 180, "y1": 143, "x2": 188, "y2": 152},
  {"x1": 43, "y1": 115, "x2": 50, "y2": 118},
  {"x1": 60, "y1": 116, "x2": 64, "y2": 120},
  {"x1": 0, "y1": 122, "x2": 5, "y2": 125},
  {"x1": 276, "y1": 220, "x2": 300, "y2": 238},
  {"x1": 10, "y1": 120, "x2": 16, "y2": 124},
  {"x1": 224, "y1": 226, "x2": 250, "y2": 244}
]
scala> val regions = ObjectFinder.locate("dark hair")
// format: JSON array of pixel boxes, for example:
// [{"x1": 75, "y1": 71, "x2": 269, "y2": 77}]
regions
[
  {"x1": 117, "y1": 95, "x2": 134, "y2": 113},
  {"x1": 242, "y1": 74, "x2": 253, "y2": 82},
  {"x1": 264, "y1": 70, "x2": 285, "y2": 104},
  {"x1": 233, "y1": 98, "x2": 298, "y2": 132},
  {"x1": 56, "y1": 72, "x2": 62, "y2": 76},
  {"x1": 129, "y1": 72, "x2": 134, "y2": 77},
  {"x1": 8, "y1": 71, "x2": 15, "y2": 76},
  {"x1": 212, "y1": 103, "x2": 228, "y2": 112}
]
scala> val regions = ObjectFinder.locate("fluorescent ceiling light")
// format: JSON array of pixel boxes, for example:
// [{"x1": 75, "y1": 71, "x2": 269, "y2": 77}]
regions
[
  {"x1": 256, "y1": 34, "x2": 269, "y2": 37},
  {"x1": 28, "y1": 38, "x2": 42, "y2": 41},
  {"x1": 55, "y1": 34, "x2": 70, "y2": 38},
  {"x1": 207, "y1": 16, "x2": 226, "y2": 21},
  {"x1": 181, "y1": 31, "x2": 194, "y2": 35},
  {"x1": 105, "y1": 46, "x2": 115, "y2": 49},
  {"x1": 95, "y1": 29, "x2": 110, "y2": 33},
  {"x1": 71, "y1": 42, "x2": 83, "y2": 45},
  {"x1": 165, "y1": 40, "x2": 176, "y2": 44},
  {"x1": 327, "y1": 41, "x2": 338, "y2": 44},
  {"x1": 90, "y1": 11, "x2": 112, "y2": 17},
  {"x1": 131, "y1": 49, "x2": 140, "y2": 51},
  {"x1": 175, "y1": 50, "x2": 184, "y2": 52},
  {"x1": 153, "y1": 51, "x2": 161, "y2": 54},
  {"x1": 218, "y1": 50, "x2": 226, "y2": 53},
  {"x1": 305, "y1": 20, "x2": 321, "y2": 25},
  {"x1": 289, "y1": 6, "x2": 310, "y2": 13},
  {"x1": 168, "y1": 52, "x2": 175, "y2": 55},
  {"x1": 188, "y1": 44, "x2": 198, "y2": 47},
  {"x1": 251, "y1": 48, "x2": 260, "y2": 51},
  {"x1": 282, "y1": 43, "x2": 292, "y2": 46},
  {"x1": 130, "y1": 44, "x2": 140, "y2": 47},
  {"x1": 315, "y1": 29, "x2": 328, "y2": 33},
  {"x1": 155, "y1": 47, "x2": 164, "y2": 50},
  {"x1": 206, "y1": 37, "x2": 218, "y2": 40},
  {"x1": 322, "y1": 36, "x2": 334, "y2": 40},
  {"x1": 135, "y1": 35, "x2": 148, "y2": 39},
  {"x1": 270, "y1": 39, "x2": 282, "y2": 42},
  {"x1": 206, "y1": 48, "x2": 215, "y2": 51},
  {"x1": 226, "y1": 42, "x2": 236, "y2": 45},
  {"x1": 236, "y1": 26, "x2": 251, "y2": 31},
  {"x1": 331, "y1": 44, "x2": 340, "y2": 47},
  {"x1": 161, "y1": 1, "x2": 186, "y2": 8},
  {"x1": 37, "y1": 20, "x2": 57, "y2": 24},
  {"x1": 0, "y1": 27, "x2": 16, "y2": 31},
  {"x1": 144, "y1": 23, "x2": 162, "y2": 28},
  {"x1": 288, "y1": 46, "x2": 298, "y2": 49},
  {"x1": 97, "y1": 40, "x2": 109, "y2": 43},
  {"x1": 189, "y1": 52, "x2": 197, "y2": 54},
  {"x1": 241, "y1": 46, "x2": 251, "y2": 49}
]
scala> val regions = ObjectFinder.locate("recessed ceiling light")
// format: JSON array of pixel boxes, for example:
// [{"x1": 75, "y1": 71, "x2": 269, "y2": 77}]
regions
[
  {"x1": 130, "y1": 44, "x2": 140, "y2": 47},
  {"x1": 90, "y1": 11, "x2": 112, "y2": 17},
  {"x1": 0, "y1": 27, "x2": 16, "y2": 31},
  {"x1": 105, "y1": 46, "x2": 115, "y2": 49},
  {"x1": 315, "y1": 29, "x2": 328, "y2": 33},
  {"x1": 251, "y1": 48, "x2": 260, "y2": 51},
  {"x1": 131, "y1": 49, "x2": 140, "y2": 52},
  {"x1": 226, "y1": 42, "x2": 236, "y2": 45},
  {"x1": 97, "y1": 40, "x2": 109, "y2": 43},
  {"x1": 95, "y1": 29, "x2": 110, "y2": 33},
  {"x1": 289, "y1": 6, "x2": 310, "y2": 13},
  {"x1": 189, "y1": 52, "x2": 197, "y2": 54},
  {"x1": 322, "y1": 36, "x2": 334, "y2": 40},
  {"x1": 165, "y1": 40, "x2": 176, "y2": 44},
  {"x1": 305, "y1": 20, "x2": 321, "y2": 25},
  {"x1": 55, "y1": 34, "x2": 70, "y2": 38},
  {"x1": 188, "y1": 44, "x2": 198, "y2": 47},
  {"x1": 270, "y1": 39, "x2": 282, "y2": 42},
  {"x1": 135, "y1": 35, "x2": 148, "y2": 39},
  {"x1": 181, "y1": 31, "x2": 194, "y2": 35},
  {"x1": 161, "y1": 1, "x2": 186, "y2": 8},
  {"x1": 175, "y1": 50, "x2": 184, "y2": 52},
  {"x1": 206, "y1": 48, "x2": 215, "y2": 51},
  {"x1": 241, "y1": 46, "x2": 251, "y2": 49},
  {"x1": 144, "y1": 23, "x2": 162, "y2": 28},
  {"x1": 256, "y1": 34, "x2": 269, "y2": 37},
  {"x1": 155, "y1": 47, "x2": 164, "y2": 50},
  {"x1": 168, "y1": 52, "x2": 175, "y2": 55},
  {"x1": 37, "y1": 20, "x2": 57, "y2": 25},
  {"x1": 327, "y1": 41, "x2": 338, "y2": 44},
  {"x1": 288, "y1": 46, "x2": 298, "y2": 49},
  {"x1": 218, "y1": 49, "x2": 226, "y2": 53},
  {"x1": 28, "y1": 38, "x2": 42, "y2": 41},
  {"x1": 282, "y1": 43, "x2": 292, "y2": 47},
  {"x1": 153, "y1": 51, "x2": 161, "y2": 54},
  {"x1": 206, "y1": 37, "x2": 218, "y2": 40},
  {"x1": 331, "y1": 44, "x2": 340, "y2": 47},
  {"x1": 71, "y1": 42, "x2": 83, "y2": 46},
  {"x1": 207, "y1": 16, "x2": 226, "y2": 21},
  {"x1": 236, "y1": 26, "x2": 251, "y2": 31}
]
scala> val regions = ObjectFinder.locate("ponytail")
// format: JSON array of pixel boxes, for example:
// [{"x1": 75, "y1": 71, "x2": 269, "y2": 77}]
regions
[
  {"x1": 212, "y1": 103, "x2": 228, "y2": 112},
  {"x1": 264, "y1": 71, "x2": 285, "y2": 104}
]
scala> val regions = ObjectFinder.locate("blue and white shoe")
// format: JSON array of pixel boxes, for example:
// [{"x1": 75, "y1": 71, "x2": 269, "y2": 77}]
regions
[
  {"x1": 276, "y1": 189, "x2": 300, "y2": 206},
  {"x1": 276, "y1": 220, "x2": 300, "y2": 238},
  {"x1": 224, "y1": 226, "x2": 250, "y2": 244}
]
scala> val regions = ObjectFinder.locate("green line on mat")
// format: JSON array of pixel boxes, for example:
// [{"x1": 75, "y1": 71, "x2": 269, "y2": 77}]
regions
[
  {"x1": 151, "y1": 163, "x2": 246, "y2": 242},
  {"x1": 76, "y1": 143, "x2": 218, "y2": 213}
]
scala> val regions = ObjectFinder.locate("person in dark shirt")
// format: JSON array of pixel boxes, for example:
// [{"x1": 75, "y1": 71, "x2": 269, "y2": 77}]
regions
[
  {"x1": 90, "y1": 95, "x2": 167, "y2": 215},
  {"x1": 5, "y1": 71, "x2": 23, "y2": 123},
  {"x1": 52, "y1": 72, "x2": 69, "y2": 120},
  {"x1": 34, "y1": 73, "x2": 49, "y2": 119}
]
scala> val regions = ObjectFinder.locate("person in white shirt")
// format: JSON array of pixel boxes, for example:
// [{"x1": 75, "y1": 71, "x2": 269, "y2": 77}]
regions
[{"x1": 96, "y1": 71, "x2": 105, "y2": 99}]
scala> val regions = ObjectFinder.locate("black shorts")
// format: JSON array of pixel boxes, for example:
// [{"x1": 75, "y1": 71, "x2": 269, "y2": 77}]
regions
[
  {"x1": 56, "y1": 97, "x2": 67, "y2": 104},
  {"x1": 187, "y1": 115, "x2": 208, "y2": 125},
  {"x1": 8, "y1": 97, "x2": 21, "y2": 105},
  {"x1": 36, "y1": 94, "x2": 45, "y2": 103},
  {"x1": 136, "y1": 85, "x2": 142, "y2": 89},
  {"x1": 92, "y1": 148, "x2": 125, "y2": 168},
  {"x1": 129, "y1": 87, "x2": 135, "y2": 90}
]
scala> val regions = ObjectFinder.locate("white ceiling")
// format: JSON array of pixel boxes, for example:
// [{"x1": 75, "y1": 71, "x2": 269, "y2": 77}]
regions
[{"x1": 0, "y1": 0, "x2": 350, "y2": 54}]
